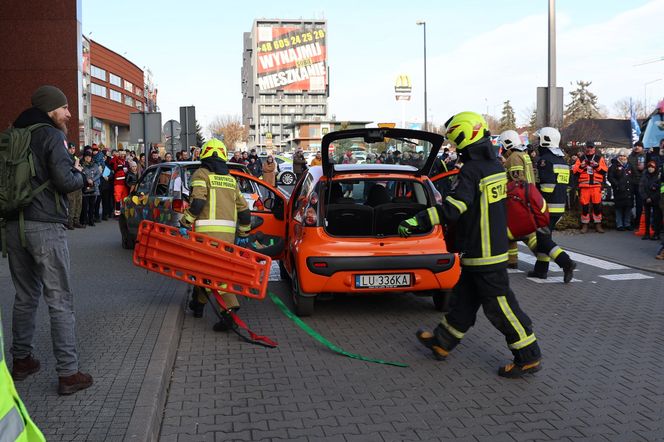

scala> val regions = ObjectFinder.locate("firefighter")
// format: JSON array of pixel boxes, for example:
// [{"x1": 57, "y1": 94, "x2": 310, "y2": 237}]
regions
[
  {"x1": 400, "y1": 112, "x2": 542, "y2": 378},
  {"x1": 572, "y1": 140, "x2": 608, "y2": 233},
  {"x1": 500, "y1": 129, "x2": 535, "y2": 269},
  {"x1": 529, "y1": 127, "x2": 576, "y2": 279},
  {"x1": 179, "y1": 138, "x2": 252, "y2": 331}
]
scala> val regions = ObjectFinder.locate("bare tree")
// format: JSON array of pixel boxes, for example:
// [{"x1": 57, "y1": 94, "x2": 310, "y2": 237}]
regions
[
  {"x1": 482, "y1": 114, "x2": 500, "y2": 134},
  {"x1": 208, "y1": 115, "x2": 248, "y2": 151},
  {"x1": 612, "y1": 97, "x2": 647, "y2": 119}
]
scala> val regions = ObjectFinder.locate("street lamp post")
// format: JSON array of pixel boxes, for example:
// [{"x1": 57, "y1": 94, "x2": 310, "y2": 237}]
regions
[
  {"x1": 416, "y1": 21, "x2": 427, "y2": 131},
  {"x1": 644, "y1": 78, "x2": 662, "y2": 112}
]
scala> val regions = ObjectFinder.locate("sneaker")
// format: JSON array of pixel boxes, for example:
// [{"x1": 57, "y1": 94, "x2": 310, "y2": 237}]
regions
[
  {"x1": 527, "y1": 271, "x2": 547, "y2": 279},
  {"x1": 415, "y1": 328, "x2": 449, "y2": 361},
  {"x1": 563, "y1": 261, "x2": 577, "y2": 284},
  {"x1": 188, "y1": 299, "x2": 204, "y2": 318},
  {"x1": 12, "y1": 354, "x2": 40, "y2": 381},
  {"x1": 58, "y1": 372, "x2": 93, "y2": 395},
  {"x1": 616, "y1": 226, "x2": 624, "y2": 231},
  {"x1": 498, "y1": 359, "x2": 541, "y2": 378},
  {"x1": 212, "y1": 310, "x2": 236, "y2": 332},
  {"x1": 625, "y1": 225, "x2": 634, "y2": 231}
]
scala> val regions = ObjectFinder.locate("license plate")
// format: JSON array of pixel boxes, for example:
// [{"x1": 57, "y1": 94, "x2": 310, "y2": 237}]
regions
[{"x1": 355, "y1": 273, "x2": 411, "y2": 289}]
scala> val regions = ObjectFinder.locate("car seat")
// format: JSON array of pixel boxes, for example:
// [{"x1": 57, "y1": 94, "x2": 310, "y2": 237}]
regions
[
  {"x1": 365, "y1": 184, "x2": 391, "y2": 207},
  {"x1": 373, "y1": 202, "x2": 426, "y2": 235},
  {"x1": 326, "y1": 204, "x2": 373, "y2": 236}
]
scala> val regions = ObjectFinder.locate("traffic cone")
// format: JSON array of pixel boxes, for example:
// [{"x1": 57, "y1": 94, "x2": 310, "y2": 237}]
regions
[{"x1": 634, "y1": 213, "x2": 655, "y2": 237}]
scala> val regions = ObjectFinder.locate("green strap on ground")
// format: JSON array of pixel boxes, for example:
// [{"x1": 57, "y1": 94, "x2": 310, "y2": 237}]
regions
[{"x1": 268, "y1": 291, "x2": 408, "y2": 368}]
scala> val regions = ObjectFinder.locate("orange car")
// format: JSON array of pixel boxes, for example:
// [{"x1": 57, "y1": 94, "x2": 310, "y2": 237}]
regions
[{"x1": 237, "y1": 128, "x2": 461, "y2": 316}]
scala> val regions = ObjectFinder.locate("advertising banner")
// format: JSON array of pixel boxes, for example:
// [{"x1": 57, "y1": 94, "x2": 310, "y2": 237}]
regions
[{"x1": 256, "y1": 24, "x2": 327, "y2": 92}]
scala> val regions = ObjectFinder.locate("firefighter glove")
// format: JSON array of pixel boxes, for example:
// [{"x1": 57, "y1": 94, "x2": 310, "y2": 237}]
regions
[{"x1": 399, "y1": 217, "x2": 423, "y2": 238}]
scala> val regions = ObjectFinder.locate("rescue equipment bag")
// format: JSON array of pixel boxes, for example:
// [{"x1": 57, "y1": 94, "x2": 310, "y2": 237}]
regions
[{"x1": 506, "y1": 180, "x2": 550, "y2": 238}]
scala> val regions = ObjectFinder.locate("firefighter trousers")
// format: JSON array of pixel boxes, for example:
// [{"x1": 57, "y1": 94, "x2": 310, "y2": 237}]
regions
[
  {"x1": 579, "y1": 186, "x2": 602, "y2": 223},
  {"x1": 191, "y1": 230, "x2": 240, "y2": 310},
  {"x1": 437, "y1": 269, "x2": 541, "y2": 364}
]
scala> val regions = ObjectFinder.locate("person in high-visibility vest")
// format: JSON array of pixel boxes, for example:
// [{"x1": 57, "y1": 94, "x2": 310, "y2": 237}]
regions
[
  {"x1": 1, "y1": 312, "x2": 45, "y2": 441},
  {"x1": 572, "y1": 140, "x2": 608, "y2": 233},
  {"x1": 179, "y1": 139, "x2": 251, "y2": 331}
]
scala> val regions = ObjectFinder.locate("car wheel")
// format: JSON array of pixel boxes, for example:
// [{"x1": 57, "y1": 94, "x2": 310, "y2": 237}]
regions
[
  {"x1": 119, "y1": 215, "x2": 135, "y2": 249},
  {"x1": 278, "y1": 260, "x2": 290, "y2": 281},
  {"x1": 432, "y1": 291, "x2": 451, "y2": 312},
  {"x1": 280, "y1": 171, "x2": 296, "y2": 186},
  {"x1": 291, "y1": 267, "x2": 315, "y2": 316}
]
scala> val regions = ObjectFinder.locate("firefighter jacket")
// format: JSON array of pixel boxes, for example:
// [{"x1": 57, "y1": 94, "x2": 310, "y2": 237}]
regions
[
  {"x1": 419, "y1": 139, "x2": 509, "y2": 272},
  {"x1": 504, "y1": 150, "x2": 535, "y2": 183},
  {"x1": 536, "y1": 148, "x2": 570, "y2": 215},
  {"x1": 572, "y1": 153, "x2": 608, "y2": 188},
  {"x1": 182, "y1": 165, "x2": 251, "y2": 236}
]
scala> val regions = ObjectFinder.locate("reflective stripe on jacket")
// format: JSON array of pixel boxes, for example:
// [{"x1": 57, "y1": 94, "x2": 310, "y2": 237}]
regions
[
  {"x1": 0, "y1": 313, "x2": 45, "y2": 441},
  {"x1": 186, "y1": 168, "x2": 249, "y2": 234},
  {"x1": 536, "y1": 148, "x2": 569, "y2": 214}
]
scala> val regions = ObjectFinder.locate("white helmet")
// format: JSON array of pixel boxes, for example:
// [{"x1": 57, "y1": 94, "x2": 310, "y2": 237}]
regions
[
  {"x1": 537, "y1": 127, "x2": 564, "y2": 156},
  {"x1": 499, "y1": 130, "x2": 526, "y2": 151}
]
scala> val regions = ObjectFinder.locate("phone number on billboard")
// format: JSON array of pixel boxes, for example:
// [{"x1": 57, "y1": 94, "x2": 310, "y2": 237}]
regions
[{"x1": 258, "y1": 29, "x2": 326, "y2": 52}]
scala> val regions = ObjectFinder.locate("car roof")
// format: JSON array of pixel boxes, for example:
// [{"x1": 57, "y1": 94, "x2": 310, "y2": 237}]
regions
[{"x1": 146, "y1": 160, "x2": 250, "y2": 174}]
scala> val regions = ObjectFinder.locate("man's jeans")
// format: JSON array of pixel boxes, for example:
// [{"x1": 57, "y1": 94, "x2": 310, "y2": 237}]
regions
[{"x1": 6, "y1": 220, "x2": 79, "y2": 376}]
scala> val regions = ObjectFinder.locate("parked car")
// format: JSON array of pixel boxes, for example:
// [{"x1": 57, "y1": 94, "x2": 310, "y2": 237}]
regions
[
  {"x1": 230, "y1": 128, "x2": 462, "y2": 316},
  {"x1": 118, "y1": 161, "x2": 268, "y2": 249},
  {"x1": 273, "y1": 155, "x2": 297, "y2": 185}
]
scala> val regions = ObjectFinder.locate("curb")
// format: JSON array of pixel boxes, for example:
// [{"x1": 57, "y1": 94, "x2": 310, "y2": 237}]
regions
[
  {"x1": 125, "y1": 283, "x2": 187, "y2": 441},
  {"x1": 561, "y1": 244, "x2": 664, "y2": 276}
]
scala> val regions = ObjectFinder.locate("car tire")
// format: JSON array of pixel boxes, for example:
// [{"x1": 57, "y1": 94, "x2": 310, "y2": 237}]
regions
[
  {"x1": 432, "y1": 291, "x2": 451, "y2": 312},
  {"x1": 291, "y1": 267, "x2": 315, "y2": 317},
  {"x1": 119, "y1": 215, "x2": 136, "y2": 249},
  {"x1": 278, "y1": 260, "x2": 290, "y2": 281},
  {"x1": 280, "y1": 171, "x2": 296, "y2": 186}
]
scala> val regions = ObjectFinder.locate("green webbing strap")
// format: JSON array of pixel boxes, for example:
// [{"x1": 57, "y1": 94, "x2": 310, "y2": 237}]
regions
[{"x1": 268, "y1": 291, "x2": 408, "y2": 368}]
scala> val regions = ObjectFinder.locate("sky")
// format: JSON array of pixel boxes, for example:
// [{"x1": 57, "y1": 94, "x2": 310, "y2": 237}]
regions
[{"x1": 83, "y1": 0, "x2": 664, "y2": 135}]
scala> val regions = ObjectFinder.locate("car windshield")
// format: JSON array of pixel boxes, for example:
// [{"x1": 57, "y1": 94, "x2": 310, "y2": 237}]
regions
[{"x1": 331, "y1": 135, "x2": 433, "y2": 168}]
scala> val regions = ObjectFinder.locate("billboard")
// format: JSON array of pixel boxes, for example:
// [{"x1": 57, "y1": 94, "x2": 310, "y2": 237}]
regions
[{"x1": 256, "y1": 24, "x2": 327, "y2": 92}]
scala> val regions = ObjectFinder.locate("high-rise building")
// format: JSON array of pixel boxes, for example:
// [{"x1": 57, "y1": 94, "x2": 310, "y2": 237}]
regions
[{"x1": 242, "y1": 19, "x2": 329, "y2": 151}]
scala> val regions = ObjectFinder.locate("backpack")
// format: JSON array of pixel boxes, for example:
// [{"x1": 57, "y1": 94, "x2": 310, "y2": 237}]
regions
[
  {"x1": 506, "y1": 181, "x2": 550, "y2": 239},
  {"x1": 0, "y1": 123, "x2": 56, "y2": 256}
]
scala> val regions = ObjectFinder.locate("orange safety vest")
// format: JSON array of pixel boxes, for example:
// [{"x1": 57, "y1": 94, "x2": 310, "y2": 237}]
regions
[{"x1": 572, "y1": 154, "x2": 607, "y2": 187}]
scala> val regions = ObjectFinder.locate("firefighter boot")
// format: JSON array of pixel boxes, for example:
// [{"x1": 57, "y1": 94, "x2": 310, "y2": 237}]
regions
[
  {"x1": 416, "y1": 326, "x2": 451, "y2": 361},
  {"x1": 189, "y1": 288, "x2": 205, "y2": 318},
  {"x1": 213, "y1": 309, "x2": 237, "y2": 332},
  {"x1": 527, "y1": 257, "x2": 549, "y2": 279},
  {"x1": 553, "y1": 253, "x2": 576, "y2": 284},
  {"x1": 499, "y1": 343, "x2": 542, "y2": 378},
  {"x1": 594, "y1": 223, "x2": 605, "y2": 233},
  {"x1": 580, "y1": 223, "x2": 588, "y2": 234}
]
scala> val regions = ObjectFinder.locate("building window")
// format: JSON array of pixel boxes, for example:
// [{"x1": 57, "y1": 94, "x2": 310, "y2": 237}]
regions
[
  {"x1": 136, "y1": 101, "x2": 143, "y2": 111},
  {"x1": 124, "y1": 95, "x2": 134, "y2": 107},
  {"x1": 91, "y1": 83, "x2": 107, "y2": 97},
  {"x1": 91, "y1": 65, "x2": 106, "y2": 81},
  {"x1": 110, "y1": 89, "x2": 122, "y2": 102},
  {"x1": 109, "y1": 73, "x2": 122, "y2": 87},
  {"x1": 124, "y1": 80, "x2": 134, "y2": 92},
  {"x1": 135, "y1": 87, "x2": 143, "y2": 97}
]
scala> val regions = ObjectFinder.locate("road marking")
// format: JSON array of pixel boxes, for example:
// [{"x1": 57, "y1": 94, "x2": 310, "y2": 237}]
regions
[
  {"x1": 565, "y1": 251, "x2": 628, "y2": 270},
  {"x1": 527, "y1": 277, "x2": 582, "y2": 283},
  {"x1": 507, "y1": 269, "x2": 524, "y2": 274},
  {"x1": 599, "y1": 273, "x2": 654, "y2": 281}
]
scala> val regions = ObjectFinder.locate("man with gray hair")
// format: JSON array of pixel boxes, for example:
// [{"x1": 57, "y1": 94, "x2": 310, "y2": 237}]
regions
[{"x1": 7, "y1": 85, "x2": 93, "y2": 395}]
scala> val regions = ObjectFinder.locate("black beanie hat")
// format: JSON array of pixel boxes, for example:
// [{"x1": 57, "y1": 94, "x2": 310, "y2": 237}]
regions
[{"x1": 31, "y1": 85, "x2": 68, "y2": 113}]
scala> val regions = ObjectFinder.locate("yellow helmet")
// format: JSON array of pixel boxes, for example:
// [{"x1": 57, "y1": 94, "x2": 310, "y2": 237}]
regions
[
  {"x1": 444, "y1": 111, "x2": 489, "y2": 150},
  {"x1": 199, "y1": 138, "x2": 228, "y2": 161}
]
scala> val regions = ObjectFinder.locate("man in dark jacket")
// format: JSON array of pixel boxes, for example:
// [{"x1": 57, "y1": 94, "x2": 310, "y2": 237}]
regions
[
  {"x1": 640, "y1": 160, "x2": 662, "y2": 240},
  {"x1": 400, "y1": 112, "x2": 542, "y2": 378},
  {"x1": 628, "y1": 141, "x2": 646, "y2": 229},
  {"x1": 7, "y1": 85, "x2": 93, "y2": 395},
  {"x1": 608, "y1": 149, "x2": 634, "y2": 230}
]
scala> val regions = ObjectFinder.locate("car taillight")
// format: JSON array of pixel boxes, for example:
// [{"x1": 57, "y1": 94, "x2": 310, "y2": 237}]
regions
[
  {"x1": 304, "y1": 192, "x2": 319, "y2": 226},
  {"x1": 172, "y1": 199, "x2": 185, "y2": 213}
]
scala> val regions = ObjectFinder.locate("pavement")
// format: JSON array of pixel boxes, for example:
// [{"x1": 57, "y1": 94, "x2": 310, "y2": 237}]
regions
[
  {"x1": 3, "y1": 221, "x2": 664, "y2": 441},
  {"x1": 0, "y1": 220, "x2": 187, "y2": 441}
]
